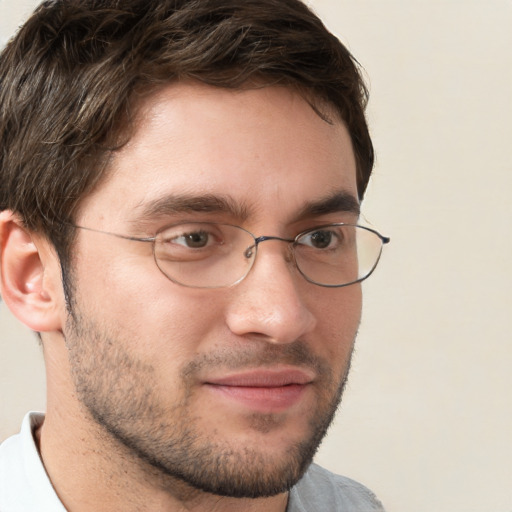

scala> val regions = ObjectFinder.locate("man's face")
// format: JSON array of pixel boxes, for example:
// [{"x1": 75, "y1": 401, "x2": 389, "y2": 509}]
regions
[{"x1": 64, "y1": 83, "x2": 361, "y2": 497}]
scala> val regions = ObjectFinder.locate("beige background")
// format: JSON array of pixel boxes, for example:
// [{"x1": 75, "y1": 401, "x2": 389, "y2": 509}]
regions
[{"x1": 1, "y1": 1, "x2": 511, "y2": 511}]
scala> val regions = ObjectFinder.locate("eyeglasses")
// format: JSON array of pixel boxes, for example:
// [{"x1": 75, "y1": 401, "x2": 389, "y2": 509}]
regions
[{"x1": 72, "y1": 222, "x2": 390, "y2": 288}]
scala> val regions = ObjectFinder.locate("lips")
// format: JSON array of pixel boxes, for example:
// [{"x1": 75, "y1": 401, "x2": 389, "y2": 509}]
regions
[{"x1": 203, "y1": 368, "x2": 314, "y2": 413}]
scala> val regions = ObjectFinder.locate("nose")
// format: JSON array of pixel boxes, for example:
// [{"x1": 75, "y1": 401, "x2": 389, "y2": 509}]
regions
[{"x1": 225, "y1": 241, "x2": 317, "y2": 344}]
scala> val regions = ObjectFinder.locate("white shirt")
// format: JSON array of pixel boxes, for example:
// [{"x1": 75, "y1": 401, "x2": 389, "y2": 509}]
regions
[{"x1": 0, "y1": 412, "x2": 66, "y2": 512}]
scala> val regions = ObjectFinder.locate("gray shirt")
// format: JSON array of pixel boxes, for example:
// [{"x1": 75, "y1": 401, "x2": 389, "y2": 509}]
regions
[{"x1": 288, "y1": 463, "x2": 385, "y2": 511}]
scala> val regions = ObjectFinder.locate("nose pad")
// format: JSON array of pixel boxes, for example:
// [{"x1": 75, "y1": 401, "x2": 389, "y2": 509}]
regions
[
  {"x1": 243, "y1": 244, "x2": 256, "y2": 259},
  {"x1": 283, "y1": 243, "x2": 295, "y2": 265}
]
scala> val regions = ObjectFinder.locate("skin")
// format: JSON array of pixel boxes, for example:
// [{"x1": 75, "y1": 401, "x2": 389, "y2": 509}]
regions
[{"x1": 0, "y1": 83, "x2": 362, "y2": 511}]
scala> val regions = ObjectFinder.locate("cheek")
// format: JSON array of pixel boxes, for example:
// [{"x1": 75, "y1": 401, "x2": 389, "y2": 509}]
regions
[
  {"x1": 144, "y1": 291, "x2": 228, "y2": 371},
  {"x1": 73, "y1": 247, "x2": 227, "y2": 362},
  {"x1": 313, "y1": 285, "x2": 362, "y2": 363}
]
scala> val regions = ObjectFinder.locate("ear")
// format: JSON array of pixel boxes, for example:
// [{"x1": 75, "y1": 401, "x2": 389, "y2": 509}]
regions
[{"x1": 0, "y1": 211, "x2": 64, "y2": 332}]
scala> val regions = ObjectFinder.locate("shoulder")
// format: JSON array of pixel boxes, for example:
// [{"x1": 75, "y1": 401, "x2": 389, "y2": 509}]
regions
[{"x1": 288, "y1": 463, "x2": 385, "y2": 512}]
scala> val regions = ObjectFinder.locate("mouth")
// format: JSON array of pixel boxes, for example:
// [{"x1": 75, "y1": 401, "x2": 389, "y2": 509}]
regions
[{"x1": 203, "y1": 367, "x2": 315, "y2": 413}]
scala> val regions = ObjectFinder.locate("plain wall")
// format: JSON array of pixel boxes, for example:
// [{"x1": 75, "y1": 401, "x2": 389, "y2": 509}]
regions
[{"x1": 1, "y1": 1, "x2": 511, "y2": 511}]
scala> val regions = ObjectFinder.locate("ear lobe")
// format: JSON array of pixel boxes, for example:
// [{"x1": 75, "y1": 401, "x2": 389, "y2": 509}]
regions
[{"x1": 0, "y1": 211, "x2": 63, "y2": 332}]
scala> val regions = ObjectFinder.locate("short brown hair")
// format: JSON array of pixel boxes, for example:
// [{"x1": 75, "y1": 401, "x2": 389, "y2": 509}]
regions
[{"x1": 0, "y1": 0, "x2": 373, "y2": 261}]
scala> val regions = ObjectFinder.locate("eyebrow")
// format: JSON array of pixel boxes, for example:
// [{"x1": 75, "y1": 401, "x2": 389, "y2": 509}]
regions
[
  {"x1": 132, "y1": 193, "x2": 251, "y2": 225},
  {"x1": 295, "y1": 190, "x2": 360, "y2": 220},
  {"x1": 131, "y1": 189, "x2": 359, "y2": 228}
]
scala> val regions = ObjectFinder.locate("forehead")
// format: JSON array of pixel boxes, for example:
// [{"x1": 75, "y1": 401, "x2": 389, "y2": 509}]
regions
[{"x1": 77, "y1": 82, "x2": 357, "y2": 228}]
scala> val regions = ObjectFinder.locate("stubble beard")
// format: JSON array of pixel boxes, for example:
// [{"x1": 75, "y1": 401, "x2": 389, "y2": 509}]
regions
[{"x1": 64, "y1": 305, "x2": 354, "y2": 499}]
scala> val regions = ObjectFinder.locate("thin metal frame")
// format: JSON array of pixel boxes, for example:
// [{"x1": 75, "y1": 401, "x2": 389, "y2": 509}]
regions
[{"x1": 70, "y1": 222, "x2": 390, "y2": 288}]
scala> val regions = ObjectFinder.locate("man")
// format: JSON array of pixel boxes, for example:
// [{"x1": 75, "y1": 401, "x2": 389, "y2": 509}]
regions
[{"x1": 0, "y1": 0, "x2": 389, "y2": 510}]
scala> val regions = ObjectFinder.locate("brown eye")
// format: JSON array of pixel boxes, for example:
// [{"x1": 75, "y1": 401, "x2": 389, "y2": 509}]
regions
[
  {"x1": 182, "y1": 231, "x2": 210, "y2": 248},
  {"x1": 299, "y1": 229, "x2": 339, "y2": 250},
  {"x1": 309, "y1": 230, "x2": 333, "y2": 249}
]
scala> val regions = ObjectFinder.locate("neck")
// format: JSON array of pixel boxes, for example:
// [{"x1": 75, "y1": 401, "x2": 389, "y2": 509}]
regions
[
  {"x1": 37, "y1": 400, "x2": 289, "y2": 512},
  {"x1": 38, "y1": 332, "x2": 292, "y2": 512}
]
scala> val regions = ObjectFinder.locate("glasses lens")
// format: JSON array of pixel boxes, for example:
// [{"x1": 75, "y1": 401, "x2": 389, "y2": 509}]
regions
[
  {"x1": 153, "y1": 222, "x2": 385, "y2": 288},
  {"x1": 294, "y1": 225, "x2": 384, "y2": 287},
  {"x1": 154, "y1": 223, "x2": 255, "y2": 288}
]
